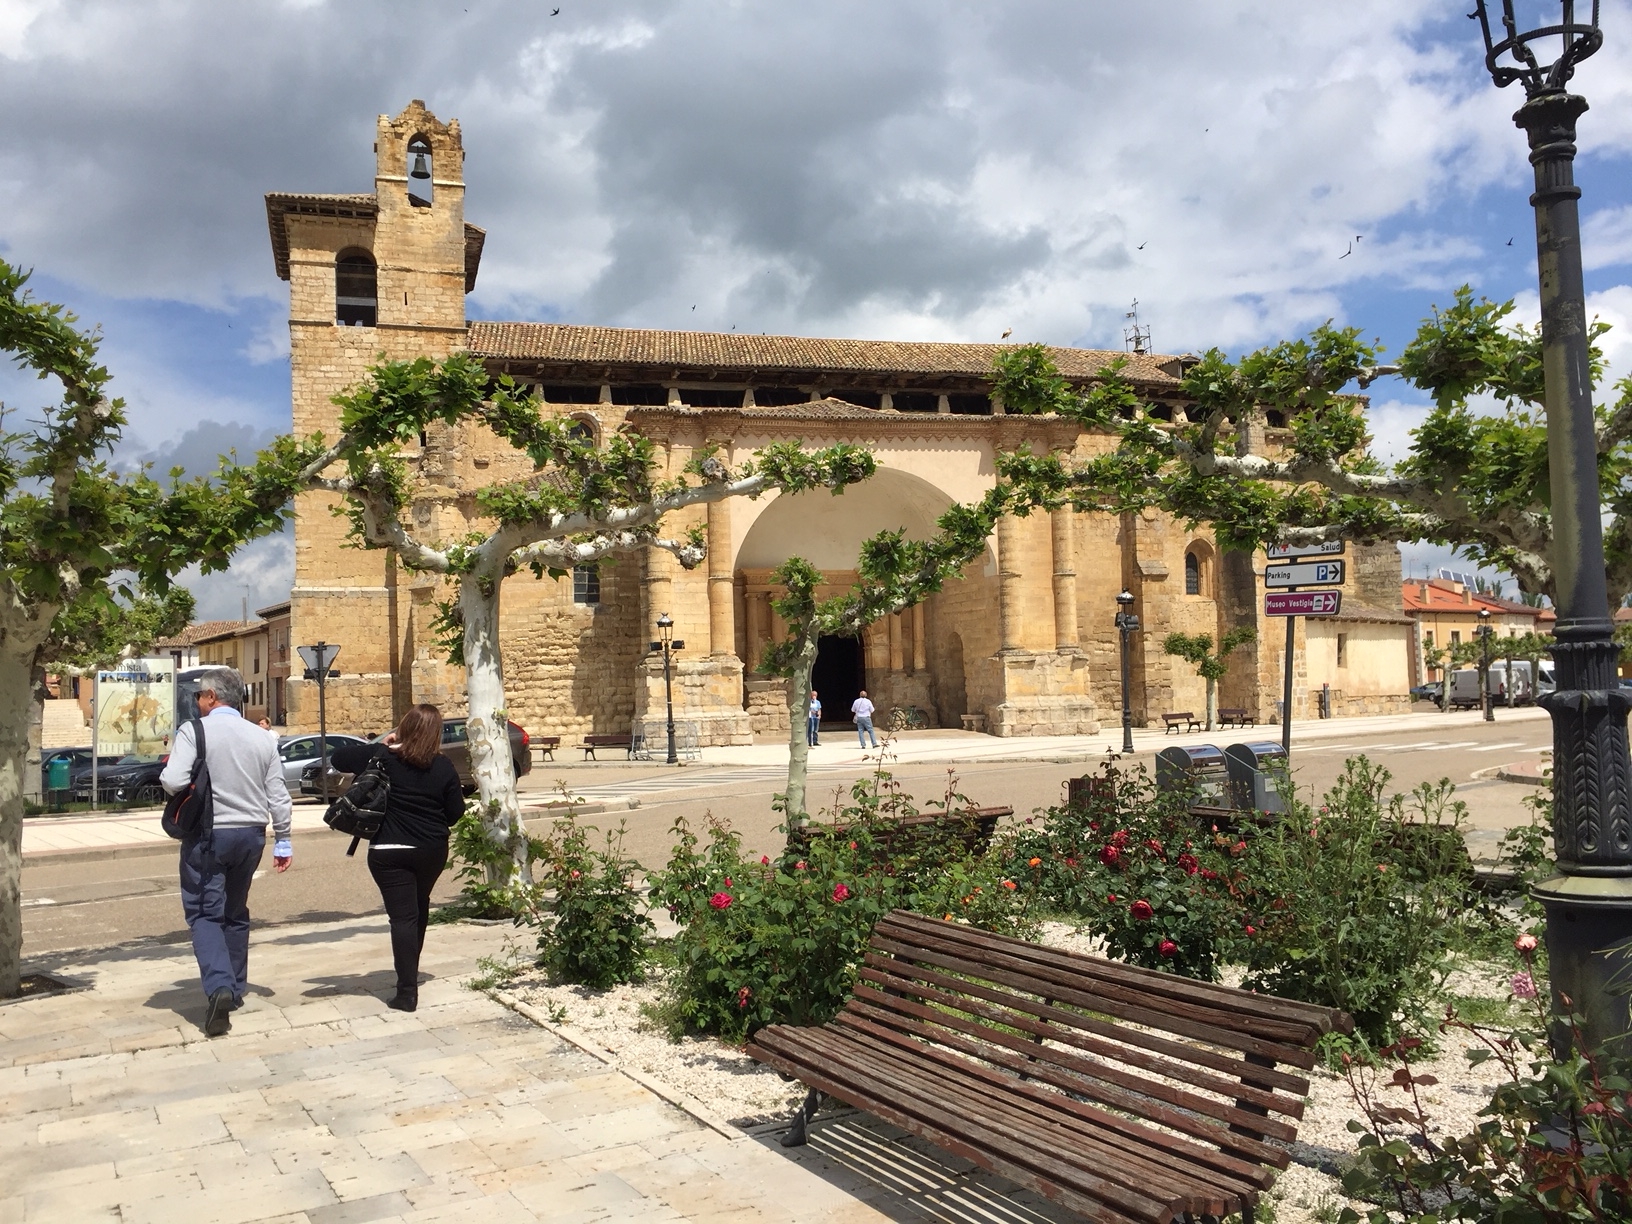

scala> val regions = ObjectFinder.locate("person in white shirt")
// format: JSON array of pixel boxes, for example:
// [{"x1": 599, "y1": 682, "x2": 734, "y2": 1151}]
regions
[
  {"x1": 851, "y1": 690, "x2": 878, "y2": 748},
  {"x1": 807, "y1": 691, "x2": 822, "y2": 747},
  {"x1": 160, "y1": 668, "x2": 291, "y2": 1037}
]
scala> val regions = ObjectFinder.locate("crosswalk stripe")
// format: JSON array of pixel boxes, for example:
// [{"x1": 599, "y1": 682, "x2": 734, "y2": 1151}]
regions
[{"x1": 1469, "y1": 741, "x2": 1527, "y2": 752}]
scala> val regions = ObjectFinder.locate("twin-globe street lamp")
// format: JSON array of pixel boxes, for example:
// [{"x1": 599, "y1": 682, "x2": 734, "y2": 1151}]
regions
[
  {"x1": 1114, "y1": 591, "x2": 1139, "y2": 755},
  {"x1": 1478, "y1": 607, "x2": 1495, "y2": 723},
  {"x1": 648, "y1": 614, "x2": 685, "y2": 766},
  {"x1": 1474, "y1": 0, "x2": 1632, "y2": 1054}
]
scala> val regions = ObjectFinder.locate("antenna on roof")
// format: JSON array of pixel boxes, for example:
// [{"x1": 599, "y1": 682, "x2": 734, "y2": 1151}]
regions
[{"x1": 1123, "y1": 299, "x2": 1151, "y2": 356}]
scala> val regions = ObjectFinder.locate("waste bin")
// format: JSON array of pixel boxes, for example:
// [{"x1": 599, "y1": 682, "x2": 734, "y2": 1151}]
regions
[
  {"x1": 47, "y1": 756, "x2": 70, "y2": 794},
  {"x1": 1155, "y1": 743, "x2": 1230, "y2": 815},
  {"x1": 1224, "y1": 741, "x2": 1289, "y2": 815}
]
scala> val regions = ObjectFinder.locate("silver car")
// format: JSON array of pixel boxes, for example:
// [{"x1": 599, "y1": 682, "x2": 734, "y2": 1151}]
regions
[{"x1": 276, "y1": 733, "x2": 368, "y2": 795}]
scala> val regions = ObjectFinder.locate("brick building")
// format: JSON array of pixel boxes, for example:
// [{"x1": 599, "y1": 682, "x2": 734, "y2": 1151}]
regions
[{"x1": 268, "y1": 101, "x2": 1411, "y2": 741}]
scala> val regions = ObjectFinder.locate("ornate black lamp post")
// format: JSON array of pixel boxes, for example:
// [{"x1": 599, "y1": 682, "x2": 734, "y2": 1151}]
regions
[
  {"x1": 1474, "y1": 0, "x2": 1632, "y2": 1055},
  {"x1": 1478, "y1": 608, "x2": 1495, "y2": 723},
  {"x1": 648, "y1": 613, "x2": 685, "y2": 766},
  {"x1": 1114, "y1": 591, "x2": 1139, "y2": 755}
]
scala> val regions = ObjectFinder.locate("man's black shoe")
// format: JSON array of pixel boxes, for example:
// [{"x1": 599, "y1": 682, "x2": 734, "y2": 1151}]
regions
[
  {"x1": 204, "y1": 988, "x2": 234, "y2": 1037},
  {"x1": 387, "y1": 989, "x2": 418, "y2": 1013}
]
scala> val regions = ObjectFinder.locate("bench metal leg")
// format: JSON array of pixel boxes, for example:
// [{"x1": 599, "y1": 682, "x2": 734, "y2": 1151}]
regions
[{"x1": 781, "y1": 1088, "x2": 824, "y2": 1147}]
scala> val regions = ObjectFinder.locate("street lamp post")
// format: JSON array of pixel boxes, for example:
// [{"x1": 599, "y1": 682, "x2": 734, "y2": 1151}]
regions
[
  {"x1": 1478, "y1": 608, "x2": 1495, "y2": 723},
  {"x1": 1474, "y1": 1, "x2": 1632, "y2": 1056},
  {"x1": 648, "y1": 614, "x2": 685, "y2": 766},
  {"x1": 295, "y1": 642, "x2": 342, "y2": 802},
  {"x1": 1114, "y1": 591, "x2": 1140, "y2": 755}
]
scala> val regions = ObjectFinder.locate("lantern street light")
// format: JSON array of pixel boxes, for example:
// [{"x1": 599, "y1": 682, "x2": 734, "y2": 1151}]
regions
[
  {"x1": 1472, "y1": 0, "x2": 1632, "y2": 1056},
  {"x1": 295, "y1": 642, "x2": 342, "y2": 801},
  {"x1": 1114, "y1": 591, "x2": 1139, "y2": 755},
  {"x1": 1478, "y1": 608, "x2": 1495, "y2": 723},
  {"x1": 648, "y1": 613, "x2": 685, "y2": 766}
]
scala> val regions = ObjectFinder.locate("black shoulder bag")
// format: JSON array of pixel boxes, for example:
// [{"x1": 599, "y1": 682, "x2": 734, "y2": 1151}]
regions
[
  {"x1": 324, "y1": 749, "x2": 391, "y2": 857},
  {"x1": 161, "y1": 717, "x2": 215, "y2": 841}
]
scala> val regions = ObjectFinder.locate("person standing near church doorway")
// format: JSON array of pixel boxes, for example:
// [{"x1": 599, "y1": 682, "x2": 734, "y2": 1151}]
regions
[
  {"x1": 807, "y1": 691, "x2": 822, "y2": 747},
  {"x1": 852, "y1": 690, "x2": 878, "y2": 748}
]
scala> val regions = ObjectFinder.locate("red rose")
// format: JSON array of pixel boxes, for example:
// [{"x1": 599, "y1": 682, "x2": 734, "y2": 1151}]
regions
[
  {"x1": 709, "y1": 892, "x2": 732, "y2": 910},
  {"x1": 795, "y1": 861, "x2": 807, "y2": 871},
  {"x1": 760, "y1": 855, "x2": 770, "y2": 865},
  {"x1": 1064, "y1": 857, "x2": 1078, "y2": 868},
  {"x1": 1176, "y1": 853, "x2": 1199, "y2": 876},
  {"x1": 1145, "y1": 838, "x2": 1163, "y2": 856},
  {"x1": 724, "y1": 877, "x2": 732, "y2": 887},
  {"x1": 1099, "y1": 845, "x2": 1121, "y2": 867},
  {"x1": 1244, "y1": 924, "x2": 1256, "y2": 935},
  {"x1": 737, "y1": 986, "x2": 752, "y2": 1009},
  {"x1": 1130, "y1": 899, "x2": 1154, "y2": 921},
  {"x1": 1111, "y1": 829, "x2": 1131, "y2": 847},
  {"x1": 1106, "y1": 893, "x2": 1117, "y2": 903},
  {"x1": 1158, "y1": 939, "x2": 1177, "y2": 958},
  {"x1": 849, "y1": 841, "x2": 858, "y2": 850},
  {"x1": 1199, "y1": 868, "x2": 1219, "y2": 881},
  {"x1": 1088, "y1": 821, "x2": 1100, "y2": 832},
  {"x1": 832, "y1": 883, "x2": 851, "y2": 902}
]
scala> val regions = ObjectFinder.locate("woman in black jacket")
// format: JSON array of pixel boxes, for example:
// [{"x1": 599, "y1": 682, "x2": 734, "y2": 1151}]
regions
[{"x1": 331, "y1": 703, "x2": 464, "y2": 1012}]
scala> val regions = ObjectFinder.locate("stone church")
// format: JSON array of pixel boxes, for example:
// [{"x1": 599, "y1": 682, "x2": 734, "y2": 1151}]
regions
[{"x1": 269, "y1": 102, "x2": 1411, "y2": 743}]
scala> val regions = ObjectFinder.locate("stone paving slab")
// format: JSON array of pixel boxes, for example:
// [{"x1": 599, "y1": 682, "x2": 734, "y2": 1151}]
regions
[{"x1": 1, "y1": 917, "x2": 898, "y2": 1224}]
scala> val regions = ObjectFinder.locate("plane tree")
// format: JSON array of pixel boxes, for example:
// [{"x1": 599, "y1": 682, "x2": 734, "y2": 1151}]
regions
[
  {"x1": 990, "y1": 288, "x2": 1632, "y2": 609},
  {"x1": 307, "y1": 354, "x2": 875, "y2": 884},
  {"x1": 0, "y1": 263, "x2": 315, "y2": 997}
]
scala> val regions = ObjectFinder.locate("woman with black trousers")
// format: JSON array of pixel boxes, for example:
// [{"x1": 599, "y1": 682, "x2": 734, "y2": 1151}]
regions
[{"x1": 331, "y1": 704, "x2": 464, "y2": 1012}]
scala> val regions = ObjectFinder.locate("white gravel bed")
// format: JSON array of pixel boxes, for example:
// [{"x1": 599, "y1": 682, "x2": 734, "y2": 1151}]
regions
[{"x1": 504, "y1": 920, "x2": 1528, "y2": 1224}]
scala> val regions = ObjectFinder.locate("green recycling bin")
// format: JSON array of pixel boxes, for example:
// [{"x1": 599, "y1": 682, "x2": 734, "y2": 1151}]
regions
[{"x1": 47, "y1": 756, "x2": 70, "y2": 794}]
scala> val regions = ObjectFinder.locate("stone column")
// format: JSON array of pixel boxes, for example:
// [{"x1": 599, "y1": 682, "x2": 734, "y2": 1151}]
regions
[
  {"x1": 912, "y1": 603, "x2": 927, "y2": 671},
  {"x1": 1051, "y1": 507, "x2": 1078, "y2": 649},
  {"x1": 888, "y1": 612, "x2": 904, "y2": 672},
  {"x1": 745, "y1": 591, "x2": 766, "y2": 674},
  {"x1": 707, "y1": 500, "x2": 734, "y2": 656},
  {"x1": 643, "y1": 546, "x2": 672, "y2": 641},
  {"x1": 997, "y1": 514, "x2": 1022, "y2": 651}
]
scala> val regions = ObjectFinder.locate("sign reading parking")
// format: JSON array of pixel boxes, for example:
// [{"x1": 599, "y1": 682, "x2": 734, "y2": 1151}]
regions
[
  {"x1": 1263, "y1": 560, "x2": 1346, "y2": 588},
  {"x1": 1266, "y1": 539, "x2": 1345, "y2": 560},
  {"x1": 1264, "y1": 590, "x2": 1342, "y2": 617}
]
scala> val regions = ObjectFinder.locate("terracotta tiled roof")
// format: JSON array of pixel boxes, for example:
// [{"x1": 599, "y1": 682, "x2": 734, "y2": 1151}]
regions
[
  {"x1": 157, "y1": 620, "x2": 250, "y2": 648},
  {"x1": 634, "y1": 397, "x2": 977, "y2": 422},
  {"x1": 1400, "y1": 579, "x2": 1551, "y2": 618},
  {"x1": 264, "y1": 192, "x2": 486, "y2": 291},
  {"x1": 467, "y1": 321, "x2": 1182, "y2": 386}
]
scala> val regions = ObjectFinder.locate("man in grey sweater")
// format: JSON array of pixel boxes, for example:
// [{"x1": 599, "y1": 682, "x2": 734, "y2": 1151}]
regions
[{"x1": 160, "y1": 667, "x2": 292, "y2": 1036}]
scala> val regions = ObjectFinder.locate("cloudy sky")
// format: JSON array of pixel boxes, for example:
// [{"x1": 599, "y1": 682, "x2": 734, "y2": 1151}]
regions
[{"x1": 4, "y1": 0, "x2": 1632, "y2": 615}]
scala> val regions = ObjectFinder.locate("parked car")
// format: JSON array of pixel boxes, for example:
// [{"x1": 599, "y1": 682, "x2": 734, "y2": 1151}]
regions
[
  {"x1": 40, "y1": 747, "x2": 118, "y2": 793},
  {"x1": 301, "y1": 717, "x2": 532, "y2": 797},
  {"x1": 276, "y1": 733, "x2": 369, "y2": 795},
  {"x1": 1409, "y1": 682, "x2": 1443, "y2": 703},
  {"x1": 69, "y1": 754, "x2": 167, "y2": 807}
]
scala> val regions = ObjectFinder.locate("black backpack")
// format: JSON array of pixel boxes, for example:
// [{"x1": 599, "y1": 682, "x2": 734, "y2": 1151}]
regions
[
  {"x1": 161, "y1": 718, "x2": 215, "y2": 841},
  {"x1": 324, "y1": 748, "x2": 391, "y2": 857}
]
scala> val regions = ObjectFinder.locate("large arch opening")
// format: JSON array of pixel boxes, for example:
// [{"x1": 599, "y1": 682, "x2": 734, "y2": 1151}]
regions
[{"x1": 734, "y1": 468, "x2": 978, "y2": 728}]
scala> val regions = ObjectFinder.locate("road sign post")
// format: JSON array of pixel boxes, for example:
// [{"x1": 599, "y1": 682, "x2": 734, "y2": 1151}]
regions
[
  {"x1": 1263, "y1": 590, "x2": 1342, "y2": 617},
  {"x1": 1263, "y1": 560, "x2": 1346, "y2": 589},
  {"x1": 1263, "y1": 554, "x2": 1346, "y2": 754},
  {"x1": 1266, "y1": 540, "x2": 1345, "y2": 560}
]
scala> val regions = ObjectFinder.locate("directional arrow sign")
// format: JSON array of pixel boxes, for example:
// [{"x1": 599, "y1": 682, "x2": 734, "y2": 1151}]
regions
[
  {"x1": 1265, "y1": 590, "x2": 1342, "y2": 617},
  {"x1": 1264, "y1": 559, "x2": 1346, "y2": 588},
  {"x1": 1266, "y1": 539, "x2": 1345, "y2": 560}
]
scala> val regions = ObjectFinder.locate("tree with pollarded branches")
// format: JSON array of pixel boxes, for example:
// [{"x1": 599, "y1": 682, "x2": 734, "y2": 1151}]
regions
[
  {"x1": 1160, "y1": 627, "x2": 1256, "y2": 732},
  {"x1": 988, "y1": 287, "x2": 1632, "y2": 610},
  {"x1": 757, "y1": 483, "x2": 1015, "y2": 828},
  {"x1": 0, "y1": 262, "x2": 319, "y2": 998},
  {"x1": 301, "y1": 354, "x2": 876, "y2": 883}
]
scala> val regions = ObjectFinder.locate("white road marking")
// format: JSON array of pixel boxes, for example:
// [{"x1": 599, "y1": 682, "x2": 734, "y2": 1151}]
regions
[
  {"x1": 1469, "y1": 741, "x2": 1527, "y2": 752},
  {"x1": 20, "y1": 898, "x2": 56, "y2": 907}
]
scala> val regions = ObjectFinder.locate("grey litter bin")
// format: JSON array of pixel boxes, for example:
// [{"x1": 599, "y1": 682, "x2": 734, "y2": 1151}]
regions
[
  {"x1": 1224, "y1": 741, "x2": 1289, "y2": 815},
  {"x1": 1155, "y1": 743, "x2": 1230, "y2": 816}
]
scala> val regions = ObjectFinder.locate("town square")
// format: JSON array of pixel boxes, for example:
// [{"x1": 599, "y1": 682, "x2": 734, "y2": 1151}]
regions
[{"x1": 4, "y1": 4, "x2": 1632, "y2": 1222}]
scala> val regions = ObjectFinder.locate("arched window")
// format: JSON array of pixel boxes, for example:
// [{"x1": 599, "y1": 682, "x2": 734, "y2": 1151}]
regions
[
  {"x1": 566, "y1": 416, "x2": 598, "y2": 445},
  {"x1": 335, "y1": 249, "x2": 377, "y2": 326},
  {"x1": 407, "y1": 135, "x2": 433, "y2": 208},
  {"x1": 1184, "y1": 542, "x2": 1214, "y2": 598},
  {"x1": 1184, "y1": 551, "x2": 1201, "y2": 595}
]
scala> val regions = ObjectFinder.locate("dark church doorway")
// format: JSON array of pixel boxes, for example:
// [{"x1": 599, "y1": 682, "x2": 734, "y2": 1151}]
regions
[{"x1": 811, "y1": 635, "x2": 864, "y2": 725}]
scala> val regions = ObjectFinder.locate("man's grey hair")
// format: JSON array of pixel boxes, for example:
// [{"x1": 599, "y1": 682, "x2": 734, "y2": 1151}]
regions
[{"x1": 198, "y1": 667, "x2": 245, "y2": 711}]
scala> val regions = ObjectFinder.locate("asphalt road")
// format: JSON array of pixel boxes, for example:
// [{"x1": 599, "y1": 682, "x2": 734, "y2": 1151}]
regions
[{"x1": 20, "y1": 705, "x2": 1550, "y2": 958}]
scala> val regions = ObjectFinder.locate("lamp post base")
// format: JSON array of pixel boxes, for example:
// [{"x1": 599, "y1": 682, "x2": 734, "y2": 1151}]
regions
[{"x1": 1532, "y1": 872, "x2": 1632, "y2": 1060}]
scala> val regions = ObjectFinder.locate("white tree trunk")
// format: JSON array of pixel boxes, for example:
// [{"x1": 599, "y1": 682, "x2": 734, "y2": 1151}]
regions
[
  {"x1": 0, "y1": 599, "x2": 53, "y2": 998},
  {"x1": 781, "y1": 627, "x2": 821, "y2": 833},
  {"x1": 1204, "y1": 677, "x2": 1218, "y2": 733},
  {"x1": 457, "y1": 572, "x2": 529, "y2": 886}
]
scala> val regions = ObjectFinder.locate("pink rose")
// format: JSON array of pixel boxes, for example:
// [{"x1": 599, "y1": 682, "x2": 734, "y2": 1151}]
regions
[
  {"x1": 794, "y1": 861, "x2": 807, "y2": 871},
  {"x1": 832, "y1": 883, "x2": 851, "y2": 902},
  {"x1": 1510, "y1": 971, "x2": 1538, "y2": 1000},
  {"x1": 1515, "y1": 933, "x2": 1539, "y2": 953},
  {"x1": 709, "y1": 892, "x2": 732, "y2": 910}
]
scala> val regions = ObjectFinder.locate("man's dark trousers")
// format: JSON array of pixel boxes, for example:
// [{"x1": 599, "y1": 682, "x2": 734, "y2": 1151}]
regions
[{"x1": 180, "y1": 826, "x2": 266, "y2": 1000}]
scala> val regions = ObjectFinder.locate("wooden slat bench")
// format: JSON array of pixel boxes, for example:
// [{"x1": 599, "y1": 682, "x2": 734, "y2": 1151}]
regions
[
  {"x1": 787, "y1": 806, "x2": 1012, "y2": 860},
  {"x1": 1219, "y1": 708, "x2": 1255, "y2": 729},
  {"x1": 1163, "y1": 712, "x2": 1203, "y2": 734},
  {"x1": 533, "y1": 735, "x2": 560, "y2": 762},
  {"x1": 748, "y1": 909, "x2": 1351, "y2": 1224},
  {"x1": 578, "y1": 733, "x2": 633, "y2": 760}
]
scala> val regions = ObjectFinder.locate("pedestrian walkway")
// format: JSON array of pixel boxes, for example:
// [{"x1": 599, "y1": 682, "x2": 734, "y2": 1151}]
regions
[{"x1": 2, "y1": 916, "x2": 894, "y2": 1224}]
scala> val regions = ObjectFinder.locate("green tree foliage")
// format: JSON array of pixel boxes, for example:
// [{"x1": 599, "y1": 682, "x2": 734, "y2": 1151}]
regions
[
  {"x1": 1160, "y1": 626, "x2": 1254, "y2": 731},
  {"x1": 310, "y1": 354, "x2": 876, "y2": 884},
  {"x1": 991, "y1": 288, "x2": 1632, "y2": 609},
  {"x1": 0, "y1": 262, "x2": 315, "y2": 996}
]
